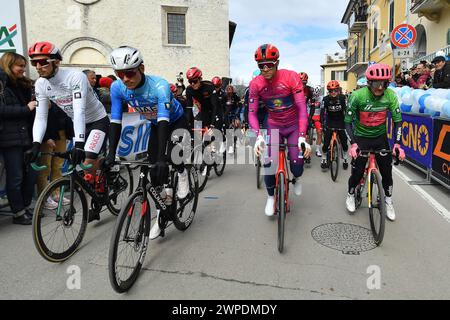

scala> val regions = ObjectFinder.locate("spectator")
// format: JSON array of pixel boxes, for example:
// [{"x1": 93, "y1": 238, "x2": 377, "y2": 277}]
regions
[
  {"x1": 406, "y1": 62, "x2": 431, "y2": 89},
  {"x1": 0, "y1": 52, "x2": 37, "y2": 225},
  {"x1": 98, "y1": 77, "x2": 113, "y2": 113},
  {"x1": 431, "y1": 55, "x2": 450, "y2": 89},
  {"x1": 83, "y1": 69, "x2": 100, "y2": 98},
  {"x1": 36, "y1": 103, "x2": 74, "y2": 209}
]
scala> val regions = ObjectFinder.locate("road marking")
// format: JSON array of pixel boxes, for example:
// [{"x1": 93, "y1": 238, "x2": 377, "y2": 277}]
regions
[{"x1": 393, "y1": 167, "x2": 450, "y2": 223}]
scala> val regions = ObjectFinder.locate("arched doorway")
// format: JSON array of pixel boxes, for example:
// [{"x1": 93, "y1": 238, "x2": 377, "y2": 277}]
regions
[{"x1": 414, "y1": 24, "x2": 427, "y2": 60}]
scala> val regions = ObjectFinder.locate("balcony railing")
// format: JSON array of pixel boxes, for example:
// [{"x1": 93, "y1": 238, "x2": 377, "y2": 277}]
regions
[
  {"x1": 349, "y1": 3, "x2": 368, "y2": 34},
  {"x1": 412, "y1": 45, "x2": 450, "y2": 66},
  {"x1": 347, "y1": 48, "x2": 368, "y2": 73}
]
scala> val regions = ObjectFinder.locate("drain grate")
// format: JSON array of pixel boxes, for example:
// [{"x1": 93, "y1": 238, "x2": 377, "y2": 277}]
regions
[{"x1": 311, "y1": 223, "x2": 377, "y2": 255}]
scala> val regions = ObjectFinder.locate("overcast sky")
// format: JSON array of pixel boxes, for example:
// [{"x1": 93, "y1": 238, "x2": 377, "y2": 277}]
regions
[{"x1": 229, "y1": 0, "x2": 349, "y2": 86}]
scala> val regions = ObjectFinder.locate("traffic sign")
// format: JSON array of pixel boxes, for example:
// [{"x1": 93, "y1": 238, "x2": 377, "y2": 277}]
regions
[
  {"x1": 393, "y1": 48, "x2": 414, "y2": 59},
  {"x1": 391, "y1": 24, "x2": 417, "y2": 48}
]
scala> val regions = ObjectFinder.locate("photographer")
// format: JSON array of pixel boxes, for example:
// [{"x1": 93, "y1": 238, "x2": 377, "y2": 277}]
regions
[{"x1": 406, "y1": 62, "x2": 431, "y2": 89}]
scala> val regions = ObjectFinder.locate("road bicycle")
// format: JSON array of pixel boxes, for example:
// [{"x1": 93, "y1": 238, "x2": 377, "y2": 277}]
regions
[
  {"x1": 108, "y1": 159, "x2": 198, "y2": 293},
  {"x1": 353, "y1": 149, "x2": 399, "y2": 246},
  {"x1": 31, "y1": 152, "x2": 133, "y2": 262},
  {"x1": 266, "y1": 142, "x2": 306, "y2": 253},
  {"x1": 326, "y1": 128, "x2": 347, "y2": 182},
  {"x1": 192, "y1": 127, "x2": 226, "y2": 192}
]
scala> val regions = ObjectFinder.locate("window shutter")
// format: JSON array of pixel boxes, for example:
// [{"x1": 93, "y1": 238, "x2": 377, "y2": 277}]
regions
[{"x1": 331, "y1": 71, "x2": 336, "y2": 80}]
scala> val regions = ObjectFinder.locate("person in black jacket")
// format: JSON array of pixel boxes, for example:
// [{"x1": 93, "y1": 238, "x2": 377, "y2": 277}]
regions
[
  {"x1": 431, "y1": 56, "x2": 450, "y2": 89},
  {"x1": 0, "y1": 53, "x2": 37, "y2": 225}
]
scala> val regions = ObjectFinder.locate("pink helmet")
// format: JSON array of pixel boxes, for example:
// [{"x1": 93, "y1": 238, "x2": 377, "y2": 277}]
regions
[{"x1": 365, "y1": 63, "x2": 392, "y2": 81}]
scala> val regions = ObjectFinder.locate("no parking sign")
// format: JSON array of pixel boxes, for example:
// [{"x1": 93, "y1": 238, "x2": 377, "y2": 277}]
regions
[{"x1": 391, "y1": 24, "x2": 417, "y2": 48}]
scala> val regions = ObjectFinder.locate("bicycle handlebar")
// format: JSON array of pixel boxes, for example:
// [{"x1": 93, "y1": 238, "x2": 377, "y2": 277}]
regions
[
  {"x1": 357, "y1": 149, "x2": 401, "y2": 166},
  {"x1": 31, "y1": 152, "x2": 93, "y2": 172}
]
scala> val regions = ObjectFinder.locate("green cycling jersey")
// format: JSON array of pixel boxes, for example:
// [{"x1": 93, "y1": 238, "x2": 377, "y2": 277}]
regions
[{"x1": 345, "y1": 87, "x2": 402, "y2": 138}]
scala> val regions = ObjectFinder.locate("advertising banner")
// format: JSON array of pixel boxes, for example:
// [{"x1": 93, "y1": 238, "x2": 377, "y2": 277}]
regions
[
  {"x1": 432, "y1": 118, "x2": 450, "y2": 187},
  {"x1": 387, "y1": 113, "x2": 433, "y2": 169},
  {"x1": 117, "y1": 113, "x2": 151, "y2": 160},
  {"x1": 0, "y1": 0, "x2": 25, "y2": 57}
]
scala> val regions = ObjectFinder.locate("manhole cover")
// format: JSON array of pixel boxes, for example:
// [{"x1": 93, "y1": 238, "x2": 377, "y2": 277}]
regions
[{"x1": 311, "y1": 223, "x2": 377, "y2": 255}]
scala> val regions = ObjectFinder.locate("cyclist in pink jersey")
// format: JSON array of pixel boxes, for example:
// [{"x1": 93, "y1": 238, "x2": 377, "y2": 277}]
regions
[{"x1": 249, "y1": 44, "x2": 311, "y2": 216}]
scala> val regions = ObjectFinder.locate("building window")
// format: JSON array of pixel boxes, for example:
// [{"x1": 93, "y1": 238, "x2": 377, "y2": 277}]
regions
[
  {"x1": 389, "y1": 0, "x2": 395, "y2": 35},
  {"x1": 167, "y1": 13, "x2": 186, "y2": 45},
  {"x1": 362, "y1": 35, "x2": 366, "y2": 61},
  {"x1": 447, "y1": 28, "x2": 450, "y2": 46},
  {"x1": 332, "y1": 71, "x2": 347, "y2": 81}
]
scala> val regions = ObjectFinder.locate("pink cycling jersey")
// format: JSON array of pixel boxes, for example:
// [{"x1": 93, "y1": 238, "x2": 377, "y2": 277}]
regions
[{"x1": 248, "y1": 69, "x2": 308, "y2": 137}]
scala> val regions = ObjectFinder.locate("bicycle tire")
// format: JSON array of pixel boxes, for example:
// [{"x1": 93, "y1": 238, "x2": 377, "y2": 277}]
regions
[
  {"x1": 277, "y1": 172, "x2": 286, "y2": 253},
  {"x1": 233, "y1": 137, "x2": 238, "y2": 162},
  {"x1": 369, "y1": 171, "x2": 386, "y2": 246},
  {"x1": 108, "y1": 191, "x2": 151, "y2": 293},
  {"x1": 32, "y1": 177, "x2": 88, "y2": 263},
  {"x1": 307, "y1": 126, "x2": 314, "y2": 146},
  {"x1": 107, "y1": 164, "x2": 134, "y2": 215},
  {"x1": 330, "y1": 141, "x2": 340, "y2": 182},
  {"x1": 173, "y1": 165, "x2": 199, "y2": 231}
]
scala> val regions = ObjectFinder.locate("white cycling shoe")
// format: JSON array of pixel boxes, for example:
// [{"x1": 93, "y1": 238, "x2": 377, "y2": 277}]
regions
[
  {"x1": 346, "y1": 193, "x2": 356, "y2": 213},
  {"x1": 150, "y1": 210, "x2": 162, "y2": 240},
  {"x1": 265, "y1": 196, "x2": 275, "y2": 217},
  {"x1": 294, "y1": 180, "x2": 302, "y2": 196},
  {"x1": 385, "y1": 198, "x2": 396, "y2": 221},
  {"x1": 177, "y1": 169, "x2": 189, "y2": 199}
]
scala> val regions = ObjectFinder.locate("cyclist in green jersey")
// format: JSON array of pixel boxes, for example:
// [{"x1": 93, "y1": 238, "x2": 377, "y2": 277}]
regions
[{"x1": 345, "y1": 64, "x2": 405, "y2": 221}]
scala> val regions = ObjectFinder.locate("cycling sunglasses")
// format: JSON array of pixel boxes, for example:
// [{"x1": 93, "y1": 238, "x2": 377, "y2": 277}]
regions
[
  {"x1": 258, "y1": 61, "x2": 277, "y2": 71},
  {"x1": 30, "y1": 58, "x2": 55, "y2": 67},
  {"x1": 329, "y1": 89, "x2": 340, "y2": 93},
  {"x1": 369, "y1": 80, "x2": 389, "y2": 89},
  {"x1": 189, "y1": 78, "x2": 200, "y2": 85},
  {"x1": 115, "y1": 69, "x2": 138, "y2": 79}
]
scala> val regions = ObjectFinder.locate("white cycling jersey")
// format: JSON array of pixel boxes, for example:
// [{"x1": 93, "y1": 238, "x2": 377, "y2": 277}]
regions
[{"x1": 33, "y1": 68, "x2": 107, "y2": 144}]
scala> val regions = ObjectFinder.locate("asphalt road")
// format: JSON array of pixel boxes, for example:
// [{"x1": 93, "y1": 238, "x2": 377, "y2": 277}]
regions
[{"x1": 0, "y1": 144, "x2": 449, "y2": 300}]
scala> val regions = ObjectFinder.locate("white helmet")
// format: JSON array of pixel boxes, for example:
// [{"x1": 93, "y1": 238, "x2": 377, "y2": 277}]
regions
[{"x1": 109, "y1": 46, "x2": 144, "y2": 70}]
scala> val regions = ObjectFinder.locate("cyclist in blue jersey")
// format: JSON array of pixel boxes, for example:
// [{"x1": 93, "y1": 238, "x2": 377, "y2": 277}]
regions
[{"x1": 105, "y1": 46, "x2": 189, "y2": 240}]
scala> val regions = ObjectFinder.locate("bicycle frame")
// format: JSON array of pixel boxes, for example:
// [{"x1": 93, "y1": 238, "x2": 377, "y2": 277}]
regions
[
  {"x1": 275, "y1": 147, "x2": 290, "y2": 213},
  {"x1": 366, "y1": 154, "x2": 378, "y2": 208}
]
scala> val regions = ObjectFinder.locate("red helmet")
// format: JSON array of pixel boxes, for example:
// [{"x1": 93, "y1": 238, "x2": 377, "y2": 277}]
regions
[
  {"x1": 254, "y1": 44, "x2": 280, "y2": 62},
  {"x1": 169, "y1": 83, "x2": 177, "y2": 94},
  {"x1": 327, "y1": 80, "x2": 341, "y2": 91},
  {"x1": 212, "y1": 76, "x2": 222, "y2": 88},
  {"x1": 28, "y1": 41, "x2": 63, "y2": 60},
  {"x1": 186, "y1": 67, "x2": 202, "y2": 80},
  {"x1": 299, "y1": 72, "x2": 309, "y2": 82},
  {"x1": 365, "y1": 63, "x2": 392, "y2": 81}
]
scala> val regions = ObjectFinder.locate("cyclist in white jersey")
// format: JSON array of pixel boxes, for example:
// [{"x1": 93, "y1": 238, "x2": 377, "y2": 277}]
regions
[{"x1": 25, "y1": 42, "x2": 109, "y2": 171}]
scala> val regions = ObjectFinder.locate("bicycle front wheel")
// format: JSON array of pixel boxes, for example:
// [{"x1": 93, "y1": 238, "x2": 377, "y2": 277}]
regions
[
  {"x1": 277, "y1": 172, "x2": 286, "y2": 253},
  {"x1": 32, "y1": 177, "x2": 88, "y2": 263},
  {"x1": 108, "y1": 191, "x2": 151, "y2": 293},
  {"x1": 368, "y1": 171, "x2": 386, "y2": 246},
  {"x1": 330, "y1": 141, "x2": 340, "y2": 182},
  {"x1": 214, "y1": 146, "x2": 227, "y2": 177}
]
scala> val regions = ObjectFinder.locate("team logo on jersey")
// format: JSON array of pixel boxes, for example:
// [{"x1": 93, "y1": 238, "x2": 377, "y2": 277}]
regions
[
  {"x1": 165, "y1": 103, "x2": 171, "y2": 110},
  {"x1": 74, "y1": 92, "x2": 82, "y2": 99},
  {"x1": 47, "y1": 86, "x2": 51, "y2": 91},
  {"x1": 274, "y1": 99, "x2": 283, "y2": 108},
  {"x1": 73, "y1": 84, "x2": 81, "y2": 91}
]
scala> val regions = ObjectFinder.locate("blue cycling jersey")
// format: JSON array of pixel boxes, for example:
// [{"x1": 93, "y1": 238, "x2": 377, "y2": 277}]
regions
[{"x1": 110, "y1": 75, "x2": 184, "y2": 125}]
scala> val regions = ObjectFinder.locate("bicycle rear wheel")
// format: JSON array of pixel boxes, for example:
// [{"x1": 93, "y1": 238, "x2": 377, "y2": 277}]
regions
[
  {"x1": 32, "y1": 177, "x2": 88, "y2": 263},
  {"x1": 277, "y1": 173, "x2": 286, "y2": 253},
  {"x1": 214, "y1": 146, "x2": 227, "y2": 177},
  {"x1": 108, "y1": 191, "x2": 151, "y2": 293},
  {"x1": 173, "y1": 165, "x2": 199, "y2": 230},
  {"x1": 330, "y1": 141, "x2": 340, "y2": 182},
  {"x1": 369, "y1": 171, "x2": 386, "y2": 246},
  {"x1": 193, "y1": 145, "x2": 209, "y2": 192},
  {"x1": 107, "y1": 164, "x2": 134, "y2": 215}
]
